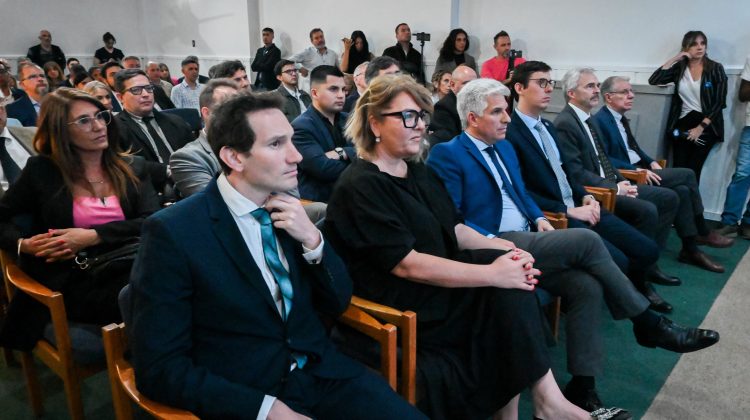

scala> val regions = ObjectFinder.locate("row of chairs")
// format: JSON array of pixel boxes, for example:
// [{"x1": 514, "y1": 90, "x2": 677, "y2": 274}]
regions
[{"x1": 0, "y1": 166, "x2": 650, "y2": 419}]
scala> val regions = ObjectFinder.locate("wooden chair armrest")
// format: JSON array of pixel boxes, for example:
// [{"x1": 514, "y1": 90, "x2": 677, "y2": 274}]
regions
[
  {"x1": 657, "y1": 159, "x2": 667, "y2": 168},
  {"x1": 339, "y1": 304, "x2": 398, "y2": 390},
  {"x1": 542, "y1": 211, "x2": 568, "y2": 230},
  {"x1": 584, "y1": 186, "x2": 617, "y2": 212},
  {"x1": 619, "y1": 169, "x2": 647, "y2": 184}
]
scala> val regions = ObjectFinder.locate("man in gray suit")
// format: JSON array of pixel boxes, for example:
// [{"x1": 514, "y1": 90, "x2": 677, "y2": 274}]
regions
[
  {"x1": 1, "y1": 98, "x2": 36, "y2": 198},
  {"x1": 170, "y1": 79, "x2": 239, "y2": 198},
  {"x1": 274, "y1": 59, "x2": 311, "y2": 123}
]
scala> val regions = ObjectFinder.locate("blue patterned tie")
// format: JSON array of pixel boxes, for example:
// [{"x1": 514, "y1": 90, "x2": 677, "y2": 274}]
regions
[
  {"x1": 250, "y1": 208, "x2": 294, "y2": 320},
  {"x1": 534, "y1": 121, "x2": 575, "y2": 208}
]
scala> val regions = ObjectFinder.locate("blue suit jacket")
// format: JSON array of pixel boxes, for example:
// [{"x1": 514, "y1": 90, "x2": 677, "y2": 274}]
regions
[
  {"x1": 426, "y1": 132, "x2": 543, "y2": 236},
  {"x1": 291, "y1": 107, "x2": 355, "y2": 202},
  {"x1": 5, "y1": 93, "x2": 37, "y2": 127},
  {"x1": 592, "y1": 107, "x2": 654, "y2": 170},
  {"x1": 505, "y1": 113, "x2": 588, "y2": 214},
  {"x1": 130, "y1": 179, "x2": 362, "y2": 418}
]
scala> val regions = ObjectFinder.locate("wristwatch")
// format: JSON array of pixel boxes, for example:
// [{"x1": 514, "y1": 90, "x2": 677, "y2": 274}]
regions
[
  {"x1": 334, "y1": 147, "x2": 346, "y2": 161},
  {"x1": 699, "y1": 121, "x2": 709, "y2": 129}
]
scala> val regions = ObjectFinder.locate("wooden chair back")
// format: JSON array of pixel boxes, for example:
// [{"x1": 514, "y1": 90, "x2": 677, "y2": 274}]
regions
[{"x1": 584, "y1": 186, "x2": 617, "y2": 212}]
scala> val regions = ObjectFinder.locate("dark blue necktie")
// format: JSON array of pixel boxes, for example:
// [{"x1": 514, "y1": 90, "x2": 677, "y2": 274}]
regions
[{"x1": 484, "y1": 145, "x2": 530, "y2": 222}]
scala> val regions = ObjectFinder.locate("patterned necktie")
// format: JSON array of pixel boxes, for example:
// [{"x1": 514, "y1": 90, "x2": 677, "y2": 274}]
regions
[
  {"x1": 0, "y1": 137, "x2": 22, "y2": 185},
  {"x1": 142, "y1": 116, "x2": 173, "y2": 163},
  {"x1": 585, "y1": 119, "x2": 618, "y2": 182},
  {"x1": 250, "y1": 208, "x2": 294, "y2": 320},
  {"x1": 534, "y1": 122, "x2": 575, "y2": 208}
]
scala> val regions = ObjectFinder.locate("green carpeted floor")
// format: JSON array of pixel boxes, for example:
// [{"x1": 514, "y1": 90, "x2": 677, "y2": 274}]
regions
[{"x1": 1, "y1": 232, "x2": 748, "y2": 420}]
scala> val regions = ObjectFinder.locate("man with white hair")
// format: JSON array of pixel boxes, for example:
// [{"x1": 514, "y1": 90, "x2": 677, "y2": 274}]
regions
[
  {"x1": 427, "y1": 77, "x2": 718, "y2": 417},
  {"x1": 343, "y1": 61, "x2": 369, "y2": 112}
]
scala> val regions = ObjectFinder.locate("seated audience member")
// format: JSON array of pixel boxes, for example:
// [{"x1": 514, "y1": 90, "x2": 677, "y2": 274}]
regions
[
  {"x1": 114, "y1": 69, "x2": 193, "y2": 192},
  {"x1": 434, "y1": 28, "x2": 477, "y2": 75},
  {"x1": 428, "y1": 64, "x2": 477, "y2": 146},
  {"x1": 326, "y1": 73, "x2": 593, "y2": 420},
  {"x1": 171, "y1": 56, "x2": 205, "y2": 111},
  {"x1": 72, "y1": 70, "x2": 93, "y2": 90},
  {"x1": 0, "y1": 88, "x2": 159, "y2": 351},
  {"x1": 94, "y1": 32, "x2": 125, "y2": 65},
  {"x1": 290, "y1": 28, "x2": 340, "y2": 78},
  {"x1": 83, "y1": 80, "x2": 114, "y2": 111},
  {"x1": 553, "y1": 68, "x2": 682, "y2": 288},
  {"x1": 43, "y1": 61, "x2": 65, "y2": 90},
  {"x1": 59, "y1": 58, "x2": 80, "y2": 87},
  {"x1": 122, "y1": 56, "x2": 141, "y2": 69},
  {"x1": 102, "y1": 61, "x2": 124, "y2": 112},
  {"x1": 27, "y1": 30, "x2": 66, "y2": 69},
  {"x1": 343, "y1": 61, "x2": 368, "y2": 113},
  {"x1": 0, "y1": 60, "x2": 23, "y2": 99},
  {"x1": 426, "y1": 78, "x2": 719, "y2": 415},
  {"x1": 594, "y1": 76, "x2": 731, "y2": 272},
  {"x1": 159, "y1": 63, "x2": 177, "y2": 85},
  {"x1": 6, "y1": 63, "x2": 49, "y2": 127},
  {"x1": 717, "y1": 55, "x2": 750, "y2": 239},
  {"x1": 480, "y1": 31, "x2": 527, "y2": 85},
  {"x1": 131, "y1": 92, "x2": 426, "y2": 420},
  {"x1": 274, "y1": 59, "x2": 311, "y2": 122},
  {"x1": 382, "y1": 23, "x2": 425, "y2": 84},
  {"x1": 211, "y1": 60, "x2": 251, "y2": 90},
  {"x1": 364, "y1": 55, "x2": 402, "y2": 85},
  {"x1": 250, "y1": 27, "x2": 281, "y2": 91},
  {"x1": 145, "y1": 61, "x2": 176, "y2": 110},
  {"x1": 292, "y1": 65, "x2": 353, "y2": 202},
  {"x1": 176, "y1": 56, "x2": 210, "y2": 85},
  {"x1": 431, "y1": 69, "x2": 451, "y2": 104},
  {"x1": 89, "y1": 65, "x2": 104, "y2": 84},
  {"x1": 169, "y1": 79, "x2": 239, "y2": 197},
  {"x1": 0, "y1": 97, "x2": 36, "y2": 198},
  {"x1": 340, "y1": 30, "x2": 374, "y2": 74},
  {"x1": 504, "y1": 61, "x2": 671, "y2": 313}
]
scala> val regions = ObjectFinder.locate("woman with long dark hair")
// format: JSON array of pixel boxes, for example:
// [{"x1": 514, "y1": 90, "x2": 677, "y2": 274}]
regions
[
  {"x1": 340, "y1": 30, "x2": 375, "y2": 74},
  {"x1": 43, "y1": 61, "x2": 65, "y2": 90},
  {"x1": 649, "y1": 30, "x2": 727, "y2": 181},
  {"x1": 0, "y1": 88, "x2": 159, "y2": 350},
  {"x1": 434, "y1": 28, "x2": 477, "y2": 75}
]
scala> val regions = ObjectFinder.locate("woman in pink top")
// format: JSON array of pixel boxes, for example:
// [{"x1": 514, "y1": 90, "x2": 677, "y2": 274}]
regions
[{"x1": 0, "y1": 88, "x2": 159, "y2": 350}]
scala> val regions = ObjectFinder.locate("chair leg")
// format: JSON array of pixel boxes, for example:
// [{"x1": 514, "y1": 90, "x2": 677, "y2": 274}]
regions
[
  {"x1": 2, "y1": 347, "x2": 16, "y2": 367},
  {"x1": 19, "y1": 351, "x2": 44, "y2": 417},
  {"x1": 62, "y1": 368, "x2": 86, "y2": 420}
]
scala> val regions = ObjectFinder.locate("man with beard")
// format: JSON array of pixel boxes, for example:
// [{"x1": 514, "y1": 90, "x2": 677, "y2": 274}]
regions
[{"x1": 6, "y1": 63, "x2": 49, "y2": 127}]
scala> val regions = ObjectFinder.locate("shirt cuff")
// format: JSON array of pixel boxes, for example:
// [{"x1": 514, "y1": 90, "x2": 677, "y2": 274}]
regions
[
  {"x1": 257, "y1": 395, "x2": 276, "y2": 420},
  {"x1": 302, "y1": 230, "x2": 324, "y2": 264}
]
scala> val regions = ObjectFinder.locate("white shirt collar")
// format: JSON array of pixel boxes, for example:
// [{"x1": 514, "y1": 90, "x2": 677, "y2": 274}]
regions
[
  {"x1": 606, "y1": 105, "x2": 624, "y2": 122},
  {"x1": 0, "y1": 127, "x2": 12, "y2": 139},
  {"x1": 464, "y1": 131, "x2": 493, "y2": 151},
  {"x1": 568, "y1": 103, "x2": 590, "y2": 122},
  {"x1": 514, "y1": 108, "x2": 543, "y2": 132},
  {"x1": 216, "y1": 173, "x2": 261, "y2": 218}
]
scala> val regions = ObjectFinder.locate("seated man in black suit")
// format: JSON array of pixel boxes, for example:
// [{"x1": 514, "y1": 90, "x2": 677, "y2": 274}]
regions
[
  {"x1": 505, "y1": 61, "x2": 671, "y2": 313},
  {"x1": 292, "y1": 65, "x2": 354, "y2": 202},
  {"x1": 114, "y1": 69, "x2": 193, "y2": 197},
  {"x1": 131, "y1": 92, "x2": 425, "y2": 419},
  {"x1": 6, "y1": 63, "x2": 49, "y2": 127},
  {"x1": 428, "y1": 64, "x2": 477, "y2": 146},
  {"x1": 594, "y1": 76, "x2": 732, "y2": 272},
  {"x1": 553, "y1": 67, "x2": 682, "y2": 295}
]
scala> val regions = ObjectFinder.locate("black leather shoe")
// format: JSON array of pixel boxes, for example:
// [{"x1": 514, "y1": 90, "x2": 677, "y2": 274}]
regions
[
  {"x1": 638, "y1": 282, "x2": 673, "y2": 314},
  {"x1": 647, "y1": 266, "x2": 681, "y2": 286},
  {"x1": 633, "y1": 316, "x2": 719, "y2": 353},
  {"x1": 678, "y1": 249, "x2": 725, "y2": 273}
]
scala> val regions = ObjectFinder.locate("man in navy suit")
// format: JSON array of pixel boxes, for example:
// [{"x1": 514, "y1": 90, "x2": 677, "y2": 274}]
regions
[
  {"x1": 131, "y1": 92, "x2": 424, "y2": 419},
  {"x1": 292, "y1": 65, "x2": 355, "y2": 202},
  {"x1": 6, "y1": 63, "x2": 49, "y2": 127},
  {"x1": 504, "y1": 61, "x2": 676, "y2": 313},
  {"x1": 594, "y1": 76, "x2": 731, "y2": 273},
  {"x1": 427, "y1": 78, "x2": 718, "y2": 415}
]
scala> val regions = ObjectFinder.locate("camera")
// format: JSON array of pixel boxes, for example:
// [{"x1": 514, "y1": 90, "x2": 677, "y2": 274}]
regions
[
  {"x1": 509, "y1": 49, "x2": 523, "y2": 59},
  {"x1": 414, "y1": 32, "x2": 431, "y2": 42}
]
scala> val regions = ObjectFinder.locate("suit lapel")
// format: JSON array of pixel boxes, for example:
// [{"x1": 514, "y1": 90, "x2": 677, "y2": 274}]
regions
[
  {"x1": 512, "y1": 115, "x2": 549, "y2": 164},
  {"x1": 458, "y1": 133, "x2": 500, "y2": 194},
  {"x1": 7, "y1": 127, "x2": 37, "y2": 155},
  {"x1": 309, "y1": 109, "x2": 335, "y2": 150},
  {"x1": 121, "y1": 113, "x2": 159, "y2": 161},
  {"x1": 205, "y1": 181, "x2": 280, "y2": 314}
]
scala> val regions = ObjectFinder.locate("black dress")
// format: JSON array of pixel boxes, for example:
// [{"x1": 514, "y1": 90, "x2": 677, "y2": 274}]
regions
[{"x1": 325, "y1": 160, "x2": 551, "y2": 420}]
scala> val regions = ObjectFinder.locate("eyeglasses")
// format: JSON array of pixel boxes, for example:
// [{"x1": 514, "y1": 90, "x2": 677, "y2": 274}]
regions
[
  {"x1": 381, "y1": 109, "x2": 431, "y2": 128},
  {"x1": 67, "y1": 110, "x2": 112, "y2": 130},
  {"x1": 282, "y1": 69, "x2": 298, "y2": 75},
  {"x1": 125, "y1": 84, "x2": 155, "y2": 95},
  {"x1": 607, "y1": 88, "x2": 634, "y2": 96},
  {"x1": 529, "y1": 78, "x2": 556, "y2": 89}
]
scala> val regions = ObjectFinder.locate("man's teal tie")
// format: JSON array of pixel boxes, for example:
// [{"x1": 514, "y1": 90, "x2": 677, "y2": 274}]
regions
[{"x1": 250, "y1": 208, "x2": 294, "y2": 320}]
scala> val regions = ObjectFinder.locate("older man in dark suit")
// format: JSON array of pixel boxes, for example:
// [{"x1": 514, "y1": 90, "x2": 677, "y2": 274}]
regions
[
  {"x1": 0, "y1": 98, "x2": 36, "y2": 198},
  {"x1": 428, "y1": 64, "x2": 477, "y2": 146},
  {"x1": 131, "y1": 92, "x2": 424, "y2": 419},
  {"x1": 6, "y1": 63, "x2": 49, "y2": 127},
  {"x1": 291, "y1": 65, "x2": 354, "y2": 202}
]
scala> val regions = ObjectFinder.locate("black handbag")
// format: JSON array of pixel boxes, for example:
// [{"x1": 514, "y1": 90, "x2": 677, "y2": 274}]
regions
[{"x1": 74, "y1": 240, "x2": 140, "y2": 280}]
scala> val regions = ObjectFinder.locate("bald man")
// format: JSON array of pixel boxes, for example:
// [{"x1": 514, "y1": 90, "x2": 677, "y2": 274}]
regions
[
  {"x1": 428, "y1": 64, "x2": 478, "y2": 146},
  {"x1": 26, "y1": 30, "x2": 66, "y2": 68}
]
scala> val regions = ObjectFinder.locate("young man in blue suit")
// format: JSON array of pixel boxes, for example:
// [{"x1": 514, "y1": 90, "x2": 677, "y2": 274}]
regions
[
  {"x1": 292, "y1": 65, "x2": 355, "y2": 202},
  {"x1": 594, "y1": 76, "x2": 731, "y2": 272},
  {"x1": 131, "y1": 92, "x2": 425, "y2": 419},
  {"x1": 427, "y1": 78, "x2": 718, "y2": 416}
]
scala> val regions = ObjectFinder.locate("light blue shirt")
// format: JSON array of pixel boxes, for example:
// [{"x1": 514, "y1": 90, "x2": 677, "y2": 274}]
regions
[
  {"x1": 170, "y1": 80, "x2": 204, "y2": 111},
  {"x1": 514, "y1": 109, "x2": 561, "y2": 160},
  {"x1": 466, "y1": 133, "x2": 529, "y2": 233}
]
